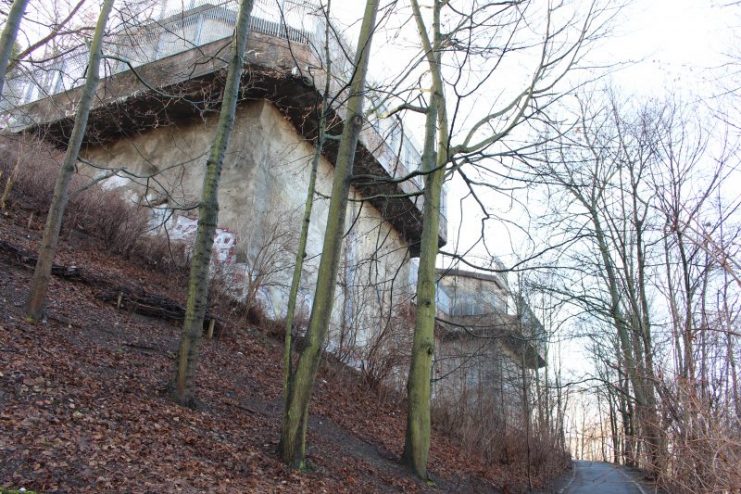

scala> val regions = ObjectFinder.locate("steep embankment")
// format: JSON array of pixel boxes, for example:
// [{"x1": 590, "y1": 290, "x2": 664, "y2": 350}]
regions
[{"x1": 0, "y1": 206, "x2": 533, "y2": 493}]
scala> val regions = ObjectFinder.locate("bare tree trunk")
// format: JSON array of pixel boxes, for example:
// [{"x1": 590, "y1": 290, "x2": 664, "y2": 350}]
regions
[
  {"x1": 281, "y1": 114, "x2": 324, "y2": 411},
  {"x1": 0, "y1": 0, "x2": 28, "y2": 98},
  {"x1": 281, "y1": 1, "x2": 334, "y2": 419},
  {"x1": 581, "y1": 402, "x2": 587, "y2": 459},
  {"x1": 0, "y1": 158, "x2": 19, "y2": 211},
  {"x1": 172, "y1": 0, "x2": 255, "y2": 406},
  {"x1": 26, "y1": 0, "x2": 115, "y2": 320},
  {"x1": 401, "y1": 108, "x2": 443, "y2": 478},
  {"x1": 623, "y1": 385, "x2": 636, "y2": 467},
  {"x1": 597, "y1": 393, "x2": 607, "y2": 462},
  {"x1": 279, "y1": 0, "x2": 380, "y2": 468},
  {"x1": 728, "y1": 332, "x2": 740, "y2": 418},
  {"x1": 521, "y1": 351, "x2": 533, "y2": 490},
  {"x1": 401, "y1": 0, "x2": 448, "y2": 479},
  {"x1": 608, "y1": 390, "x2": 620, "y2": 464},
  {"x1": 555, "y1": 347, "x2": 567, "y2": 450},
  {"x1": 592, "y1": 202, "x2": 663, "y2": 476}
]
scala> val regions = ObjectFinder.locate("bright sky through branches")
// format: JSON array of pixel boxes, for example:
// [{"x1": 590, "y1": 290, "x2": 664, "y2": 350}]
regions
[{"x1": 603, "y1": 0, "x2": 737, "y2": 97}]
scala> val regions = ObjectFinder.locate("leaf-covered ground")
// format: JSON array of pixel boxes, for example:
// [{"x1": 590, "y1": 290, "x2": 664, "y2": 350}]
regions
[{"x1": 0, "y1": 212, "x2": 558, "y2": 493}]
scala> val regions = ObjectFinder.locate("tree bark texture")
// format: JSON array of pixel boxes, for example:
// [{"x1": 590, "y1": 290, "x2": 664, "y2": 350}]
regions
[
  {"x1": 402, "y1": 0, "x2": 448, "y2": 479},
  {"x1": 0, "y1": 0, "x2": 29, "y2": 98},
  {"x1": 279, "y1": 0, "x2": 380, "y2": 468},
  {"x1": 282, "y1": 12, "x2": 334, "y2": 419},
  {"x1": 26, "y1": 0, "x2": 115, "y2": 320},
  {"x1": 592, "y1": 208, "x2": 663, "y2": 478},
  {"x1": 173, "y1": 0, "x2": 255, "y2": 406},
  {"x1": 282, "y1": 99, "x2": 326, "y2": 422}
]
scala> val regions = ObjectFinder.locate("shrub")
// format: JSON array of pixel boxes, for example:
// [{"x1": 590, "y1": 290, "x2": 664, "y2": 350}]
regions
[
  {"x1": 0, "y1": 133, "x2": 67, "y2": 213},
  {"x1": 430, "y1": 382, "x2": 570, "y2": 486},
  {"x1": 0, "y1": 133, "x2": 188, "y2": 274}
]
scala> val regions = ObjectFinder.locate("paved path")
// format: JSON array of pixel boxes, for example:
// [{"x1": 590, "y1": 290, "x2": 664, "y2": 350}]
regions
[{"x1": 560, "y1": 461, "x2": 652, "y2": 494}]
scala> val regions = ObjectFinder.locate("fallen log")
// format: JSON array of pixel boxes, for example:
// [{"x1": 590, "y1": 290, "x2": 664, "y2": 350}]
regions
[
  {"x1": 97, "y1": 288, "x2": 220, "y2": 329},
  {"x1": 0, "y1": 238, "x2": 221, "y2": 331},
  {"x1": 0, "y1": 239, "x2": 83, "y2": 280}
]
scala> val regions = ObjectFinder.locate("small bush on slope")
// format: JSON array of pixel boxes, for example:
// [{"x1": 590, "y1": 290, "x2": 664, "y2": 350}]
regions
[{"x1": 0, "y1": 134, "x2": 187, "y2": 273}]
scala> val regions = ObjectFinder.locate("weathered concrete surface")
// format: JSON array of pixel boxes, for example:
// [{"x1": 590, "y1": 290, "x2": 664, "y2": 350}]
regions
[
  {"x1": 82, "y1": 99, "x2": 415, "y2": 365},
  {"x1": 8, "y1": 12, "x2": 444, "y2": 378},
  {"x1": 557, "y1": 461, "x2": 657, "y2": 494},
  {"x1": 429, "y1": 268, "x2": 547, "y2": 433},
  {"x1": 433, "y1": 326, "x2": 534, "y2": 418},
  {"x1": 11, "y1": 30, "x2": 442, "y2": 248},
  {"x1": 434, "y1": 268, "x2": 545, "y2": 379},
  {"x1": 437, "y1": 268, "x2": 509, "y2": 316}
]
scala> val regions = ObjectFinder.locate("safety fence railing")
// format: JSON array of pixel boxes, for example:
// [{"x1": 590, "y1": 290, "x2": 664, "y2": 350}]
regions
[
  {"x1": 2, "y1": 0, "x2": 445, "y2": 228},
  {"x1": 3, "y1": 0, "x2": 316, "y2": 107}
]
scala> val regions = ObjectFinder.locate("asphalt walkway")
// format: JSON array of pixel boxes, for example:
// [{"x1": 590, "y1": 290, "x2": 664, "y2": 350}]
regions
[{"x1": 559, "y1": 461, "x2": 654, "y2": 494}]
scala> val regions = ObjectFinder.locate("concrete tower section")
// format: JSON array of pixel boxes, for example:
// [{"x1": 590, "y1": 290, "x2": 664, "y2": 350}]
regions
[{"x1": 2, "y1": 0, "x2": 448, "y2": 381}]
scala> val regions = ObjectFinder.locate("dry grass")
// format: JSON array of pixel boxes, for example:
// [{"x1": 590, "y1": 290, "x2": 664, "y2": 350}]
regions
[
  {"x1": 431, "y1": 393, "x2": 571, "y2": 486},
  {"x1": 0, "y1": 134, "x2": 189, "y2": 273}
]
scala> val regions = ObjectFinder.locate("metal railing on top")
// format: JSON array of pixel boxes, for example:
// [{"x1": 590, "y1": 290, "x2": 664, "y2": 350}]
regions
[
  {"x1": 2, "y1": 0, "x2": 445, "y2": 229},
  {"x1": 3, "y1": 0, "x2": 317, "y2": 107}
]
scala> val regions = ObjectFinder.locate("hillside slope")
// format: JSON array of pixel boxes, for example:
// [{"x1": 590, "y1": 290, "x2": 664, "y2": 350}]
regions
[{"x1": 0, "y1": 208, "x2": 556, "y2": 493}]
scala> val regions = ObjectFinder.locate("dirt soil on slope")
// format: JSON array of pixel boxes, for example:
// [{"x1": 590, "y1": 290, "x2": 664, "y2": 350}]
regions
[{"x1": 0, "y1": 209, "x2": 544, "y2": 493}]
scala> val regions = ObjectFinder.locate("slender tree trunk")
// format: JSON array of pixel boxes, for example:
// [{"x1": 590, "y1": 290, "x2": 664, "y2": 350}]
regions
[
  {"x1": 631, "y1": 182, "x2": 667, "y2": 476},
  {"x1": 521, "y1": 352, "x2": 533, "y2": 490},
  {"x1": 279, "y1": 0, "x2": 380, "y2": 468},
  {"x1": 26, "y1": 0, "x2": 114, "y2": 320},
  {"x1": 282, "y1": 1, "x2": 334, "y2": 416},
  {"x1": 592, "y1": 209, "x2": 663, "y2": 477},
  {"x1": 0, "y1": 159, "x2": 19, "y2": 211},
  {"x1": 541, "y1": 340, "x2": 550, "y2": 437},
  {"x1": 597, "y1": 393, "x2": 607, "y2": 462},
  {"x1": 725, "y1": 268, "x2": 741, "y2": 418},
  {"x1": 401, "y1": 0, "x2": 448, "y2": 479},
  {"x1": 0, "y1": 0, "x2": 28, "y2": 98},
  {"x1": 664, "y1": 238, "x2": 685, "y2": 378},
  {"x1": 282, "y1": 72, "x2": 329, "y2": 430},
  {"x1": 580, "y1": 403, "x2": 587, "y2": 459},
  {"x1": 401, "y1": 107, "x2": 442, "y2": 479},
  {"x1": 535, "y1": 360, "x2": 544, "y2": 434},
  {"x1": 608, "y1": 390, "x2": 620, "y2": 464},
  {"x1": 623, "y1": 386, "x2": 636, "y2": 467},
  {"x1": 173, "y1": 0, "x2": 255, "y2": 405},
  {"x1": 555, "y1": 350, "x2": 566, "y2": 450}
]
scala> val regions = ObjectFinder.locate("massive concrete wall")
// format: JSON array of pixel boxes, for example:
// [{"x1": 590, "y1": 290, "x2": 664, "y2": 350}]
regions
[
  {"x1": 431, "y1": 269, "x2": 544, "y2": 429},
  {"x1": 437, "y1": 269, "x2": 510, "y2": 316},
  {"x1": 433, "y1": 332, "x2": 533, "y2": 428},
  {"x1": 82, "y1": 99, "x2": 415, "y2": 367}
]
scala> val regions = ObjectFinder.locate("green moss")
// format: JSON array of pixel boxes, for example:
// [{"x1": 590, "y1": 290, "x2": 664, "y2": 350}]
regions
[
  {"x1": 1, "y1": 488, "x2": 39, "y2": 494},
  {"x1": 299, "y1": 460, "x2": 316, "y2": 473}
]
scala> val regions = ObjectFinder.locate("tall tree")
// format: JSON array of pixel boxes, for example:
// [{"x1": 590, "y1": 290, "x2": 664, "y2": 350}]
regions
[
  {"x1": 402, "y1": 0, "x2": 447, "y2": 478},
  {"x1": 0, "y1": 0, "x2": 29, "y2": 98},
  {"x1": 281, "y1": 0, "x2": 333, "y2": 441},
  {"x1": 26, "y1": 0, "x2": 115, "y2": 320},
  {"x1": 537, "y1": 95, "x2": 666, "y2": 476},
  {"x1": 531, "y1": 94, "x2": 740, "y2": 487},
  {"x1": 279, "y1": 0, "x2": 381, "y2": 468},
  {"x1": 173, "y1": 0, "x2": 256, "y2": 405},
  {"x1": 400, "y1": 0, "x2": 602, "y2": 478}
]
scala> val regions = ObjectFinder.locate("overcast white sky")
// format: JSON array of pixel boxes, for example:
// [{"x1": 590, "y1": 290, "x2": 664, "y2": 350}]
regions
[
  {"x1": 393, "y1": 0, "x2": 740, "y2": 267},
  {"x1": 602, "y1": 0, "x2": 737, "y2": 96},
  {"x1": 332, "y1": 0, "x2": 738, "y2": 91},
  {"x1": 365, "y1": 0, "x2": 740, "y2": 377}
]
